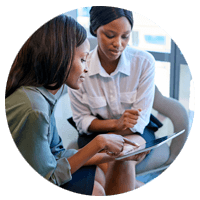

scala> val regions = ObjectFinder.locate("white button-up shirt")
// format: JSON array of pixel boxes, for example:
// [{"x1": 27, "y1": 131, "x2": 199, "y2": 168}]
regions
[{"x1": 68, "y1": 46, "x2": 155, "y2": 135}]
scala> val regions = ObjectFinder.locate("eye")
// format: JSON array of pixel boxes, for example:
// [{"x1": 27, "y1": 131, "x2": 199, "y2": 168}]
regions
[
  {"x1": 81, "y1": 58, "x2": 86, "y2": 63},
  {"x1": 105, "y1": 33, "x2": 115, "y2": 39},
  {"x1": 106, "y1": 35, "x2": 114, "y2": 39},
  {"x1": 122, "y1": 34, "x2": 130, "y2": 39}
]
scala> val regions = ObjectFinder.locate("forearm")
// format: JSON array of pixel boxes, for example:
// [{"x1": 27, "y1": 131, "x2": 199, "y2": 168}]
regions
[
  {"x1": 83, "y1": 152, "x2": 115, "y2": 166},
  {"x1": 67, "y1": 135, "x2": 104, "y2": 174},
  {"x1": 88, "y1": 118, "x2": 134, "y2": 136},
  {"x1": 88, "y1": 118, "x2": 118, "y2": 133},
  {"x1": 114, "y1": 128, "x2": 133, "y2": 136}
]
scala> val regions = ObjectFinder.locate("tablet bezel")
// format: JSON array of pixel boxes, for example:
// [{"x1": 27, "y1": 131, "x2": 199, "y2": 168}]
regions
[{"x1": 115, "y1": 129, "x2": 185, "y2": 160}]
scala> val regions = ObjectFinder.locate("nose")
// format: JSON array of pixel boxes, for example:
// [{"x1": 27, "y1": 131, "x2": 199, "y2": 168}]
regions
[
  {"x1": 84, "y1": 64, "x2": 88, "y2": 73},
  {"x1": 113, "y1": 37, "x2": 122, "y2": 49}
]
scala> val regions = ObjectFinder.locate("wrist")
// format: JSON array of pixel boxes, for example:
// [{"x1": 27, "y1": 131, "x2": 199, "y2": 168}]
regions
[
  {"x1": 112, "y1": 119, "x2": 119, "y2": 131},
  {"x1": 95, "y1": 135, "x2": 107, "y2": 151}
]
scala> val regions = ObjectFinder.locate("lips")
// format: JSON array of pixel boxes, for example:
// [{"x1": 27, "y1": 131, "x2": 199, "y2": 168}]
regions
[
  {"x1": 79, "y1": 76, "x2": 85, "y2": 82},
  {"x1": 109, "y1": 49, "x2": 122, "y2": 56},
  {"x1": 110, "y1": 49, "x2": 120, "y2": 53}
]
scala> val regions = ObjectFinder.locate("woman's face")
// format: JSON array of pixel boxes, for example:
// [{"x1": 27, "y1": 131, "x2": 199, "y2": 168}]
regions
[
  {"x1": 96, "y1": 17, "x2": 132, "y2": 62},
  {"x1": 66, "y1": 39, "x2": 90, "y2": 90}
]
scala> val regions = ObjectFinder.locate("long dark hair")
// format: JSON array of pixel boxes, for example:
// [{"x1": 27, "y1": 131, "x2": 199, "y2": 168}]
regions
[
  {"x1": 90, "y1": 6, "x2": 133, "y2": 37},
  {"x1": 6, "y1": 14, "x2": 87, "y2": 98}
]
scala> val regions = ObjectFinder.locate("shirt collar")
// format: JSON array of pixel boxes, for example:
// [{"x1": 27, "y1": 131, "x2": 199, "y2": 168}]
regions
[
  {"x1": 88, "y1": 46, "x2": 131, "y2": 77},
  {"x1": 35, "y1": 85, "x2": 64, "y2": 106}
]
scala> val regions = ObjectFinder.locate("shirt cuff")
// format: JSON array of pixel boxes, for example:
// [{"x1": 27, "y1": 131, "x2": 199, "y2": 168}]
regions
[
  {"x1": 49, "y1": 149, "x2": 78, "y2": 186},
  {"x1": 130, "y1": 117, "x2": 147, "y2": 134},
  {"x1": 80, "y1": 115, "x2": 97, "y2": 135},
  {"x1": 49, "y1": 157, "x2": 72, "y2": 186}
]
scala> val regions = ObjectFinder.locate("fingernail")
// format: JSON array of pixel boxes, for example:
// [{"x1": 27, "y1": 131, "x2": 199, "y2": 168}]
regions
[{"x1": 135, "y1": 142, "x2": 140, "y2": 147}]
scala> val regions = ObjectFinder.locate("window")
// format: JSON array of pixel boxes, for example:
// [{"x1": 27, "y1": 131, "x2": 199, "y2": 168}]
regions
[
  {"x1": 77, "y1": 7, "x2": 93, "y2": 37},
  {"x1": 65, "y1": 7, "x2": 194, "y2": 119},
  {"x1": 132, "y1": 13, "x2": 171, "y2": 53}
]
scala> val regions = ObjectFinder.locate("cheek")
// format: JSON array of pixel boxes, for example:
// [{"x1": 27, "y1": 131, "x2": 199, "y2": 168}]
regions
[
  {"x1": 123, "y1": 38, "x2": 130, "y2": 48},
  {"x1": 98, "y1": 37, "x2": 110, "y2": 52}
]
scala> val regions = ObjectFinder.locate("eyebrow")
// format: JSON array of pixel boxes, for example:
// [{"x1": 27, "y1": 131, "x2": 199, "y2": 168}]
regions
[
  {"x1": 82, "y1": 52, "x2": 89, "y2": 57},
  {"x1": 82, "y1": 52, "x2": 89, "y2": 55},
  {"x1": 85, "y1": 52, "x2": 89, "y2": 56},
  {"x1": 104, "y1": 30, "x2": 131, "y2": 34}
]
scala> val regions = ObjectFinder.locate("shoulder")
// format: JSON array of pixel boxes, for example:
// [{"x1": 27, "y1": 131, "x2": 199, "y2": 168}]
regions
[
  {"x1": 6, "y1": 87, "x2": 50, "y2": 135},
  {"x1": 124, "y1": 46, "x2": 155, "y2": 65},
  {"x1": 6, "y1": 86, "x2": 50, "y2": 119},
  {"x1": 23, "y1": 86, "x2": 50, "y2": 113}
]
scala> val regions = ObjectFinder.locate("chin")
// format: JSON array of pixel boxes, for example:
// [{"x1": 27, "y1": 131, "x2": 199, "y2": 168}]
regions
[
  {"x1": 67, "y1": 84, "x2": 80, "y2": 90},
  {"x1": 107, "y1": 51, "x2": 121, "y2": 60}
]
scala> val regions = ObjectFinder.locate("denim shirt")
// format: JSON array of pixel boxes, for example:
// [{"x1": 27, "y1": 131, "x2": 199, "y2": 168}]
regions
[{"x1": 5, "y1": 85, "x2": 77, "y2": 186}]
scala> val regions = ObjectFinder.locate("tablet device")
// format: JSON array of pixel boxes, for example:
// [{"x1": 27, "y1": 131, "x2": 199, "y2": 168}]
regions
[{"x1": 115, "y1": 129, "x2": 185, "y2": 160}]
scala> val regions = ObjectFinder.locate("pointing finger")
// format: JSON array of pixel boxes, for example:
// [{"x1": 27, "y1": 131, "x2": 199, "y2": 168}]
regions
[{"x1": 123, "y1": 138, "x2": 140, "y2": 147}]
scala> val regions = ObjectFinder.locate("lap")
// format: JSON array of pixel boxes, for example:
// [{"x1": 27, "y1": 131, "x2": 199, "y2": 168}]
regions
[
  {"x1": 124, "y1": 134, "x2": 146, "y2": 146},
  {"x1": 60, "y1": 165, "x2": 96, "y2": 195},
  {"x1": 77, "y1": 114, "x2": 161, "y2": 148}
]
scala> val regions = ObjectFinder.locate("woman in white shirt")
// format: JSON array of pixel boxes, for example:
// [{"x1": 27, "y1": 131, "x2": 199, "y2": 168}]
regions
[{"x1": 68, "y1": 7, "x2": 162, "y2": 194}]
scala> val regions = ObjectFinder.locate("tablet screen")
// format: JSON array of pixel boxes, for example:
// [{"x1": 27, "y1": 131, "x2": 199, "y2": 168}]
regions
[{"x1": 115, "y1": 129, "x2": 185, "y2": 160}]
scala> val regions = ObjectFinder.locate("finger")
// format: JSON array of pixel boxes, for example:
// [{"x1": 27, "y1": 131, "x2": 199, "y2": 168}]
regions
[
  {"x1": 122, "y1": 118, "x2": 138, "y2": 129},
  {"x1": 123, "y1": 138, "x2": 140, "y2": 147},
  {"x1": 106, "y1": 151, "x2": 120, "y2": 157},
  {"x1": 125, "y1": 120, "x2": 138, "y2": 127},
  {"x1": 124, "y1": 112, "x2": 139, "y2": 120},
  {"x1": 125, "y1": 109, "x2": 140, "y2": 116}
]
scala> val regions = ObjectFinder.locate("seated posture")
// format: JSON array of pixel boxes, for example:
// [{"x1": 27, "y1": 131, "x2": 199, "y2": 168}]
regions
[
  {"x1": 68, "y1": 6, "x2": 162, "y2": 195},
  {"x1": 5, "y1": 14, "x2": 145, "y2": 196}
]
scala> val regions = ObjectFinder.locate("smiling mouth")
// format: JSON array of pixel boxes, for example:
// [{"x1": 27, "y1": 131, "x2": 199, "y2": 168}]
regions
[{"x1": 79, "y1": 76, "x2": 85, "y2": 82}]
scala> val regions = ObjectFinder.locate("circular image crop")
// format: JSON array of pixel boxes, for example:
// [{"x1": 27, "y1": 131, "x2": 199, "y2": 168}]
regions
[{"x1": 4, "y1": 6, "x2": 194, "y2": 196}]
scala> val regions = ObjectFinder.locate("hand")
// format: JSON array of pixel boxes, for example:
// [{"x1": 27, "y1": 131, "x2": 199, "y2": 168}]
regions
[
  {"x1": 117, "y1": 144, "x2": 150, "y2": 162},
  {"x1": 123, "y1": 151, "x2": 148, "y2": 162},
  {"x1": 96, "y1": 134, "x2": 140, "y2": 157},
  {"x1": 115, "y1": 109, "x2": 141, "y2": 131}
]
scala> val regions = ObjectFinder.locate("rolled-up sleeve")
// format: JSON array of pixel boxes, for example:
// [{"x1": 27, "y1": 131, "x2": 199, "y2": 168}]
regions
[
  {"x1": 130, "y1": 57, "x2": 155, "y2": 134},
  {"x1": 12, "y1": 110, "x2": 76, "y2": 186},
  {"x1": 68, "y1": 88, "x2": 96, "y2": 134}
]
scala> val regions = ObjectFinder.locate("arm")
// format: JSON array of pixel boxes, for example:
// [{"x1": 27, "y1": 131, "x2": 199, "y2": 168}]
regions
[
  {"x1": 89, "y1": 55, "x2": 156, "y2": 135},
  {"x1": 68, "y1": 134, "x2": 139, "y2": 172},
  {"x1": 88, "y1": 109, "x2": 141, "y2": 135},
  {"x1": 15, "y1": 110, "x2": 134, "y2": 186},
  {"x1": 130, "y1": 56, "x2": 155, "y2": 134},
  {"x1": 68, "y1": 53, "x2": 155, "y2": 136},
  {"x1": 67, "y1": 87, "x2": 139, "y2": 135},
  {"x1": 14, "y1": 111, "x2": 75, "y2": 186},
  {"x1": 68, "y1": 136, "x2": 114, "y2": 173},
  {"x1": 67, "y1": 137, "x2": 103, "y2": 173}
]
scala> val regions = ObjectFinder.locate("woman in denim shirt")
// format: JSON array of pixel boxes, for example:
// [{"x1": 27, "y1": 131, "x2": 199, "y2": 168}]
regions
[{"x1": 5, "y1": 14, "x2": 139, "y2": 195}]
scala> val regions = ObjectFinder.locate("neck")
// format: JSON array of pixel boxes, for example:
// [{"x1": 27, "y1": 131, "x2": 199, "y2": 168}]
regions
[
  {"x1": 97, "y1": 48, "x2": 120, "y2": 75},
  {"x1": 47, "y1": 83, "x2": 61, "y2": 95},
  {"x1": 48, "y1": 89, "x2": 59, "y2": 95}
]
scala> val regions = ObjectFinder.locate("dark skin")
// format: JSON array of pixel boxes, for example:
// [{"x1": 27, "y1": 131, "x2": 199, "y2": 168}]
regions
[
  {"x1": 48, "y1": 38, "x2": 145, "y2": 195},
  {"x1": 87, "y1": 17, "x2": 150, "y2": 194},
  {"x1": 49, "y1": 14, "x2": 152, "y2": 195}
]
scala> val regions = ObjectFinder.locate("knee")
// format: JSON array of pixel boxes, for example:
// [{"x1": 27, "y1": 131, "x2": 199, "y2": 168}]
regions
[
  {"x1": 111, "y1": 160, "x2": 137, "y2": 172},
  {"x1": 118, "y1": 160, "x2": 137, "y2": 167},
  {"x1": 92, "y1": 181, "x2": 106, "y2": 196},
  {"x1": 95, "y1": 166, "x2": 106, "y2": 188}
]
